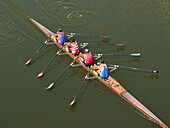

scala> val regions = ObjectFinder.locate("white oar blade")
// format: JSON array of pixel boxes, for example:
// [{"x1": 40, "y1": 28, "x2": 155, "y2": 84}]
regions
[
  {"x1": 37, "y1": 71, "x2": 44, "y2": 78},
  {"x1": 69, "y1": 98, "x2": 75, "y2": 106},
  {"x1": 46, "y1": 83, "x2": 54, "y2": 90},
  {"x1": 130, "y1": 53, "x2": 140, "y2": 57},
  {"x1": 25, "y1": 58, "x2": 32, "y2": 65}
]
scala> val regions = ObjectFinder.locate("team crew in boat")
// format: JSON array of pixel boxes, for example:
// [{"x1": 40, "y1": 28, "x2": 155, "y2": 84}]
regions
[
  {"x1": 52, "y1": 28, "x2": 65, "y2": 45},
  {"x1": 80, "y1": 49, "x2": 94, "y2": 67},
  {"x1": 65, "y1": 38, "x2": 79, "y2": 55},
  {"x1": 29, "y1": 18, "x2": 168, "y2": 128},
  {"x1": 92, "y1": 59, "x2": 108, "y2": 79}
]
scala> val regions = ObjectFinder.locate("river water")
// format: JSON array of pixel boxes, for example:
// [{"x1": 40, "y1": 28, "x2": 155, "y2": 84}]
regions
[{"x1": 0, "y1": 0, "x2": 169, "y2": 128}]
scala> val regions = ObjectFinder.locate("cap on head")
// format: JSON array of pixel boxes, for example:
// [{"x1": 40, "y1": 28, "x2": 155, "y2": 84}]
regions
[
  {"x1": 58, "y1": 28, "x2": 62, "y2": 32},
  {"x1": 100, "y1": 59, "x2": 104, "y2": 64},
  {"x1": 70, "y1": 38, "x2": 75, "y2": 42},
  {"x1": 85, "y1": 49, "x2": 89, "y2": 53}
]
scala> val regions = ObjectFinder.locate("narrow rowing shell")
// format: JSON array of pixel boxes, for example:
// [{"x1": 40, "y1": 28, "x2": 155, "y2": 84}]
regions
[{"x1": 29, "y1": 18, "x2": 168, "y2": 128}]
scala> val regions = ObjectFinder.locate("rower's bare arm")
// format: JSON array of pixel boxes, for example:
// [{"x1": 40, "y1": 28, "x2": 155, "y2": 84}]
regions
[
  {"x1": 92, "y1": 66, "x2": 99, "y2": 70},
  {"x1": 79, "y1": 53, "x2": 84, "y2": 58},
  {"x1": 53, "y1": 33, "x2": 58, "y2": 36},
  {"x1": 65, "y1": 42, "x2": 71, "y2": 47}
]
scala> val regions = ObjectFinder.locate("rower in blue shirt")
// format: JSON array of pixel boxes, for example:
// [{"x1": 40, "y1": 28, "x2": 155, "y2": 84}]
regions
[
  {"x1": 52, "y1": 28, "x2": 65, "y2": 45},
  {"x1": 92, "y1": 59, "x2": 108, "y2": 79}
]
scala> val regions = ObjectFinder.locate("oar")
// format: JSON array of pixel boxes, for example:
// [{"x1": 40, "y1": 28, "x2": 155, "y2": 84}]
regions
[
  {"x1": 95, "y1": 53, "x2": 140, "y2": 56},
  {"x1": 69, "y1": 69, "x2": 91, "y2": 106},
  {"x1": 37, "y1": 45, "x2": 64, "y2": 78},
  {"x1": 25, "y1": 36, "x2": 51, "y2": 65},
  {"x1": 79, "y1": 42, "x2": 124, "y2": 47},
  {"x1": 108, "y1": 64, "x2": 159, "y2": 73},
  {"x1": 93, "y1": 53, "x2": 140, "y2": 60},
  {"x1": 67, "y1": 33, "x2": 110, "y2": 38},
  {"x1": 46, "y1": 56, "x2": 80, "y2": 89}
]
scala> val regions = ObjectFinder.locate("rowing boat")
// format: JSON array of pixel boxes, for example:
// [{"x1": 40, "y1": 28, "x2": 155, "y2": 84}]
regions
[{"x1": 29, "y1": 18, "x2": 168, "y2": 128}]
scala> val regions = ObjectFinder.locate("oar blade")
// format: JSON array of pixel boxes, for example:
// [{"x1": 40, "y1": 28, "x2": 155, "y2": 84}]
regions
[
  {"x1": 130, "y1": 53, "x2": 141, "y2": 57},
  {"x1": 37, "y1": 71, "x2": 44, "y2": 78},
  {"x1": 25, "y1": 58, "x2": 32, "y2": 65},
  {"x1": 149, "y1": 70, "x2": 159, "y2": 73},
  {"x1": 115, "y1": 44, "x2": 124, "y2": 46},
  {"x1": 69, "y1": 98, "x2": 76, "y2": 106},
  {"x1": 100, "y1": 36, "x2": 110, "y2": 38},
  {"x1": 46, "y1": 82, "x2": 54, "y2": 90}
]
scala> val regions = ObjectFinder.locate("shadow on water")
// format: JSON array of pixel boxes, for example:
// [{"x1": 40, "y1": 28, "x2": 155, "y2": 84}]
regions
[
  {"x1": 150, "y1": 74, "x2": 159, "y2": 80},
  {"x1": 69, "y1": 102, "x2": 77, "y2": 113},
  {"x1": 120, "y1": 98, "x2": 154, "y2": 124},
  {"x1": 132, "y1": 58, "x2": 140, "y2": 62},
  {"x1": 116, "y1": 48, "x2": 125, "y2": 52},
  {"x1": 101, "y1": 39, "x2": 110, "y2": 43}
]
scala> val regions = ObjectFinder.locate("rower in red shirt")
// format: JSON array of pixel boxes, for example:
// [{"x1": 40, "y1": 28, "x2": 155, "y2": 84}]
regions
[
  {"x1": 65, "y1": 38, "x2": 79, "y2": 55},
  {"x1": 80, "y1": 49, "x2": 94, "y2": 67}
]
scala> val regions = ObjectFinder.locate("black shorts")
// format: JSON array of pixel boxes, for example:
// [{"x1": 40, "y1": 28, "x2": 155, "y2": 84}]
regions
[{"x1": 83, "y1": 61, "x2": 94, "y2": 67}]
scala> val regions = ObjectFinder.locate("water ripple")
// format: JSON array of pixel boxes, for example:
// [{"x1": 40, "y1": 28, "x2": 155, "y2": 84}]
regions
[
  {"x1": 36, "y1": 1, "x2": 93, "y2": 27},
  {"x1": 67, "y1": 11, "x2": 93, "y2": 21}
]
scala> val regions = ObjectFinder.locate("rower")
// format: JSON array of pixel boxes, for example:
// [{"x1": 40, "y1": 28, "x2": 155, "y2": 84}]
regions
[
  {"x1": 80, "y1": 49, "x2": 94, "y2": 67},
  {"x1": 52, "y1": 28, "x2": 65, "y2": 45},
  {"x1": 92, "y1": 59, "x2": 108, "y2": 79},
  {"x1": 65, "y1": 38, "x2": 79, "y2": 55}
]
